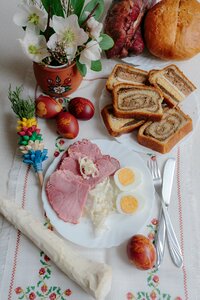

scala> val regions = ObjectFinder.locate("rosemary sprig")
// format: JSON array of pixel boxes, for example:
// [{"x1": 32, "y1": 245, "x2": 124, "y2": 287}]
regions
[{"x1": 8, "y1": 85, "x2": 35, "y2": 119}]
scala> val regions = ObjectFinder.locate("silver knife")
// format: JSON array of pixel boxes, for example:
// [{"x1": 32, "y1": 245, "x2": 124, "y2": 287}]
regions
[{"x1": 155, "y1": 158, "x2": 183, "y2": 268}]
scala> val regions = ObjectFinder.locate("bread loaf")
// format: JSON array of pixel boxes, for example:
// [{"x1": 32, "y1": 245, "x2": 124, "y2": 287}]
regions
[
  {"x1": 137, "y1": 107, "x2": 193, "y2": 153},
  {"x1": 112, "y1": 83, "x2": 164, "y2": 121},
  {"x1": 101, "y1": 104, "x2": 144, "y2": 137},
  {"x1": 148, "y1": 65, "x2": 196, "y2": 107},
  {"x1": 106, "y1": 64, "x2": 148, "y2": 91},
  {"x1": 144, "y1": 0, "x2": 200, "y2": 60}
]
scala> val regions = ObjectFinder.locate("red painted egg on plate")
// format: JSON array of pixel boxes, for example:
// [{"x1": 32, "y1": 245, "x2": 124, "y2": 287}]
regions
[
  {"x1": 68, "y1": 97, "x2": 95, "y2": 120},
  {"x1": 35, "y1": 95, "x2": 63, "y2": 119},
  {"x1": 56, "y1": 111, "x2": 79, "y2": 139}
]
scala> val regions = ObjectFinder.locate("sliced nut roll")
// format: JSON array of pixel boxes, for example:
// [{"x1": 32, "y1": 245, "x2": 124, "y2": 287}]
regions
[
  {"x1": 112, "y1": 83, "x2": 164, "y2": 121},
  {"x1": 137, "y1": 107, "x2": 193, "y2": 153},
  {"x1": 106, "y1": 64, "x2": 148, "y2": 91},
  {"x1": 148, "y1": 65, "x2": 196, "y2": 107}
]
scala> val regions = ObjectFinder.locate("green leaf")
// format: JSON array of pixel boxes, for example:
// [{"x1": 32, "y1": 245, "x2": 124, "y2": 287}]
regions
[
  {"x1": 99, "y1": 34, "x2": 114, "y2": 50},
  {"x1": 19, "y1": 296, "x2": 24, "y2": 300},
  {"x1": 37, "y1": 281, "x2": 42, "y2": 287},
  {"x1": 71, "y1": 0, "x2": 85, "y2": 17},
  {"x1": 76, "y1": 59, "x2": 87, "y2": 77},
  {"x1": 91, "y1": 60, "x2": 102, "y2": 72},
  {"x1": 41, "y1": 0, "x2": 64, "y2": 17},
  {"x1": 79, "y1": 0, "x2": 104, "y2": 24}
]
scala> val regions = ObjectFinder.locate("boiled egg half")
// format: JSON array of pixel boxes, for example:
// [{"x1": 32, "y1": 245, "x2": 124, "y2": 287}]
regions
[
  {"x1": 114, "y1": 166, "x2": 142, "y2": 191},
  {"x1": 116, "y1": 191, "x2": 145, "y2": 215}
]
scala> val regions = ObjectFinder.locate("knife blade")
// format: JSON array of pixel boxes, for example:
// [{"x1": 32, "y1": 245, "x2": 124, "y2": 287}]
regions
[
  {"x1": 155, "y1": 158, "x2": 183, "y2": 268},
  {"x1": 162, "y1": 158, "x2": 183, "y2": 268}
]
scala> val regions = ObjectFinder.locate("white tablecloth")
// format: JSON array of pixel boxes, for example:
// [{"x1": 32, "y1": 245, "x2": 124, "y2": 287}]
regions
[{"x1": 0, "y1": 1, "x2": 200, "y2": 300}]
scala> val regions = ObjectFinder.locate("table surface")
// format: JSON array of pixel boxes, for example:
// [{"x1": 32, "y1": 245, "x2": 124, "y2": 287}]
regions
[{"x1": 0, "y1": 1, "x2": 200, "y2": 300}]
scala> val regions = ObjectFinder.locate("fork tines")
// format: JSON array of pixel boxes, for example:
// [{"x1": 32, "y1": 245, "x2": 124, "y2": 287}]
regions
[{"x1": 147, "y1": 155, "x2": 161, "y2": 180}]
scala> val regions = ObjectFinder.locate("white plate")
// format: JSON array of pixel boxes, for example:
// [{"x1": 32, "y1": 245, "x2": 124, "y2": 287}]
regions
[
  {"x1": 42, "y1": 139, "x2": 155, "y2": 248},
  {"x1": 99, "y1": 87, "x2": 199, "y2": 155}
]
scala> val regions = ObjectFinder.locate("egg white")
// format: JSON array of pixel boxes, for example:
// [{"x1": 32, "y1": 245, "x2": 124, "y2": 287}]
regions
[
  {"x1": 116, "y1": 191, "x2": 145, "y2": 215},
  {"x1": 114, "y1": 166, "x2": 142, "y2": 192}
]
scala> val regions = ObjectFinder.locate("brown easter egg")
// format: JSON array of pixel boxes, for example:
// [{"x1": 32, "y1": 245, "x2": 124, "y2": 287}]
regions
[
  {"x1": 68, "y1": 97, "x2": 95, "y2": 120},
  {"x1": 35, "y1": 95, "x2": 62, "y2": 119},
  {"x1": 56, "y1": 111, "x2": 79, "y2": 139},
  {"x1": 127, "y1": 234, "x2": 156, "y2": 270}
]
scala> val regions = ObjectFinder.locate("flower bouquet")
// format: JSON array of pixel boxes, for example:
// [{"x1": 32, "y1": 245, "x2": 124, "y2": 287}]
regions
[{"x1": 13, "y1": 0, "x2": 114, "y2": 76}]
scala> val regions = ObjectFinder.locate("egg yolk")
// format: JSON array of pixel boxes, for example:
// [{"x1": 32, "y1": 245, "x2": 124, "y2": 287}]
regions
[
  {"x1": 118, "y1": 168, "x2": 135, "y2": 186},
  {"x1": 120, "y1": 195, "x2": 138, "y2": 214}
]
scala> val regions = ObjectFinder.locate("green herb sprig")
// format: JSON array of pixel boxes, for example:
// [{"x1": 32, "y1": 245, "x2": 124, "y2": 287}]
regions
[{"x1": 8, "y1": 85, "x2": 35, "y2": 119}]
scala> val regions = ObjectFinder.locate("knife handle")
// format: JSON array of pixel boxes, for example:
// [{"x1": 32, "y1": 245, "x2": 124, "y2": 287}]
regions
[
  {"x1": 154, "y1": 209, "x2": 166, "y2": 268},
  {"x1": 162, "y1": 203, "x2": 183, "y2": 268}
]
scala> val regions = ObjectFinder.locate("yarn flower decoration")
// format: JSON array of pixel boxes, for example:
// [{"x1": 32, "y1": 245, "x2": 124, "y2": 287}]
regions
[{"x1": 8, "y1": 85, "x2": 48, "y2": 186}]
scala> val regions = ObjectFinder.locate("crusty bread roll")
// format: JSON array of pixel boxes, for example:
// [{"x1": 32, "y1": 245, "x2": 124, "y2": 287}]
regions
[{"x1": 144, "y1": 0, "x2": 200, "y2": 60}]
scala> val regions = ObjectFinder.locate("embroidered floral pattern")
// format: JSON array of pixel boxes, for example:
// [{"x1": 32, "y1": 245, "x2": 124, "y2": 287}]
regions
[
  {"x1": 126, "y1": 219, "x2": 182, "y2": 300},
  {"x1": 54, "y1": 137, "x2": 66, "y2": 157}
]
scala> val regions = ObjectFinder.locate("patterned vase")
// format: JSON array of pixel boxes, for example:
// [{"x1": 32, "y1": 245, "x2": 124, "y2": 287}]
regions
[{"x1": 33, "y1": 62, "x2": 83, "y2": 97}]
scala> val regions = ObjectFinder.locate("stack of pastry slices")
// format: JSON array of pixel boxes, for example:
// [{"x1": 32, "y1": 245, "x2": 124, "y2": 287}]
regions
[{"x1": 101, "y1": 63, "x2": 196, "y2": 154}]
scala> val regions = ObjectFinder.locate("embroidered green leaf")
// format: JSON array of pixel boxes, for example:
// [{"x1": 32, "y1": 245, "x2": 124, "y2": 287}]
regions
[
  {"x1": 19, "y1": 296, "x2": 24, "y2": 300},
  {"x1": 53, "y1": 286, "x2": 57, "y2": 291},
  {"x1": 57, "y1": 287, "x2": 61, "y2": 295},
  {"x1": 46, "y1": 286, "x2": 53, "y2": 295},
  {"x1": 37, "y1": 281, "x2": 42, "y2": 287},
  {"x1": 40, "y1": 259, "x2": 48, "y2": 266},
  {"x1": 146, "y1": 293, "x2": 151, "y2": 300},
  {"x1": 31, "y1": 286, "x2": 35, "y2": 290},
  {"x1": 47, "y1": 268, "x2": 51, "y2": 275},
  {"x1": 155, "y1": 287, "x2": 161, "y2": 294},
  {"x1": 61, "y1": 297, "x2": 65, "y2": 300},
  {"x1": 26, "y1": 287, "x2": 31, "y2": 293},
  {"x1": 36, "y1": 291, "x2": 44, "y2": 297},
  {"x1": 147, "y1": 275, "x2": 151, "y2": 282}
]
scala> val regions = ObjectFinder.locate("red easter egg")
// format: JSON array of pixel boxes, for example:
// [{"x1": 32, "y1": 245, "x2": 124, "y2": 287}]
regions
[
  {"x1": 35, "y1": 95, "x2": 63, "y2": 119},
  {"x1": 127, "y1": 234, "x2": 156, "y2": 270},
  {"x1": 68, "y1": 97, "x2": 95, "y2": 120},
  {"x1": 56, "y1": 111, "x2": 79, "y2": 139}
]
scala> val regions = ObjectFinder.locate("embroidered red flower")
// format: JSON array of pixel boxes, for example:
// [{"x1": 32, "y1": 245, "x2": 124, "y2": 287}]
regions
[
  {"x1": 175, "y1": 297, "x2": 182, "y2": 300},
  {"x1": 126, "y1": 292, "x2": 134, "y2": 299},
  {"x1": 49, "y1": 292, "x2": 57, "y2": 300},
  {"x1": 148, "y1": 232, "x2": 155, "y2": 240},
  {"x1": 29, "y1": 292, "x2": 36, "y2": 300},
  {"x1": 150, "y1": 291, "x2": 157, "y2": 300},
  {"x1": 153, "y1": 275, "x2": 159, "y2": 283},
  {"x1": 44, "y1": 255, "x2": 50, "y2": 262},
  {"x1": 64, "y1": 289, "x2": 72, "y2": 296},
  {"x1": 151, "y1": 218, "x2": 158, "y2": 225},
  {"x1": 41, "y1": 284, "x2": 48, "y2": 293},
  {"x1": 15, "y1": 287, "x2": 23, "y2": 294},
  {"x1": 54, "y1": 150, "x2": 60, "y2": 157},
  {"x1": 59, "y1": 139, "x2": 65, "y2": 145},
  {"x1": 39, "y1": 267, "x2": 46, "y2": 275}
]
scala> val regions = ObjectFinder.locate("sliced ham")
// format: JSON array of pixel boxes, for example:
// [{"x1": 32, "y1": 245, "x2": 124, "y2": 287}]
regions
[
  {"x1": 46, "y1": 170, "x2": 90, "y2": 224},
  {"x1": 59, "y1": 156, "x2": 81, "y2": 176},
  {"x1": 68, "y1": 139, "x2": 102, "y2": 161}
]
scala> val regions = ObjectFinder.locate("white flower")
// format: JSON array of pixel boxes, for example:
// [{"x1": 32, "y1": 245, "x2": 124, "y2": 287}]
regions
[
  {"x1": 87, "y1": 17, "x2": 103, "y2": 41},
  {"x1": 13, "y1": 3, "x2": 47, "y2": 32},
  {"x1": 47, "y1": 15, "x2": 88, "y2": 60},
  {"x1": 19, "y1": 29, "x2": 50, "y2": 62},
  {"x1": 79, "y1": 40, "x2": 102, "y2": 68}
]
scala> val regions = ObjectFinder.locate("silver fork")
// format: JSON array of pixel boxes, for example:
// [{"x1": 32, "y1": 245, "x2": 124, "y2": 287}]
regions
[{"x1": 147, "y1": 157, "x2": 183, "y2": 268}]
